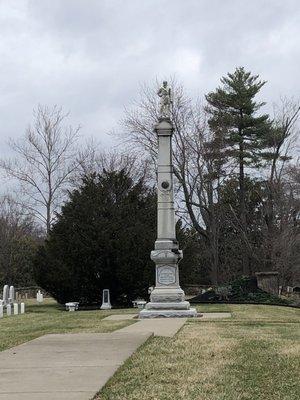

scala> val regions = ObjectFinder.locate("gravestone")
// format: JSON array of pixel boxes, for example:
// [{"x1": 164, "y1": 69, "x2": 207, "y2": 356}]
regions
[
  {"x1": 13, "y1": 303, "x2": 18, "y2": 315},
  {"x1": 0, "y1": 305, "x2": 3, "y2": 318},
  {"x1": 287, "y1": 286, "x2": 293, "y2": 294},
  {"x1": 100, "y1": 289, "x2": 111, "y2": 310},
  {"x1": 6, "y1": 304, "x2": 11, "y2": 316},
  {"x1": 2, "y1": 285, "x2": 9, "y2": 306},
  {"x1": 255, "y1": 271, "x2": 279, "y2": 295},
  {"x1": 65, "y1": 302, "x2": 79, "y2": 311},
  {"x1": 136, "y1": 300, "x2": 146, "y2": 309},
  {"x1": 36, "y1": 290, "x2": 43, "y2": 303},
  {"x1": 9, "y1": 286, "x2": 15, "y2": 304},
  {"x1": 20, "y1": 302, "x2": 25, "y2": 314}
]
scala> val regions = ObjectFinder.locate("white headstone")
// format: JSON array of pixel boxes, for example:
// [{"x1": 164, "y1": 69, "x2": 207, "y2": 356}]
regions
[
  {"x1": 6, "y1": 304, "x2": 11, "y2": 316},
  {"x1": 100, "y1": 289, "x2": 111, "y2": 310},
  {"x1": 9, "y1": 286, "x2": 15, "y2": 303},
  {"x1": 36, "y1": 290, "x2": 44, "y2": 303},
  {"x1": 2, "y1": 285, "x2": 9, "y2": 305},
  {"x1": 20, "y1": 302, "x2": 25, "y2": 314},
  {"x1": 13, "y1": 303, "x2": 18, "y2": 315},
  {"x1": 65, "y1": 302, "x2": 79, "y2": 312},
  {"x1": 0, "y1": 305, "x2": 3, "y2": 318},
  {"x1": 137, "y1": 300, "x2": 147, "y2": 309}
]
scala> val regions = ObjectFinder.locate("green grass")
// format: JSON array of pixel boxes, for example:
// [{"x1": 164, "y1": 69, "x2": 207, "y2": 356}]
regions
[
  {"x1": 1, "y1": 301, "x2": 299, "y2": 399},
  {"x1": 0, "y1": 298, "x2": 135, "y2": 351},
  {"x1": 95, "y1": 304, "x2": 300, "y2": 400},
  {"x1": 197, "y1": 303, "x2": 300, "y2": 322}
]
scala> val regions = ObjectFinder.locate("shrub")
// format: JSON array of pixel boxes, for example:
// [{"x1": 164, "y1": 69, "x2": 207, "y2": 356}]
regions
[
  {"x1": 34, "y1": 170, "x2": 156, "y2": 305},
  {"x1": 190, "y1": 276, "x2": 289, "y2": 305}
]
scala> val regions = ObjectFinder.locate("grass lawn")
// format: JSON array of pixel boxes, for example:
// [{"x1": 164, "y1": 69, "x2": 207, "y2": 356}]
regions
[
  {"x1": 0, "y1": 298, "x2": 135, "y2": 351},
  {"x1": 1, "y1": 301, "x2": 299, "y2": 399},
  {"x1": 96, "y1": 304, "x2": 300, "y2": 400}
]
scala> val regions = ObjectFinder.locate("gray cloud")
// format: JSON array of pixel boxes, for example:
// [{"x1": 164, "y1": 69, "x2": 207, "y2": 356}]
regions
[{"x1": 0, "y1": 0, "x2": 299, "y2": 157}]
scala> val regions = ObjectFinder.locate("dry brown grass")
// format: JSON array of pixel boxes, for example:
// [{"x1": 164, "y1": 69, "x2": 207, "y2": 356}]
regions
[{"x1": 96, "y1": 305, "x2": 300, "y2": 400}]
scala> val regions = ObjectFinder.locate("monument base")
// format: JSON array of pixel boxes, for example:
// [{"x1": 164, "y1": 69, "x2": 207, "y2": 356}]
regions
[
  {"x1": 145, "y1": 301, "x2": 191, "y2": 310},
  {"x1": 139, "y1": 307, "x2": 197, "y2": 318},
  {"x1": 100, "y1": 304, "x2": 111, "y2": 310}
]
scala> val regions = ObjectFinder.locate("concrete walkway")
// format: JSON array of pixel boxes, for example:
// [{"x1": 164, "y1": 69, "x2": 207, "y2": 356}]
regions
[
  {"x1": 103, "y1": 312, "x2": 232, "y2": 337},
  {"x1": 0, "y1": 312, "x2": 232, "y2": 399},
  {"x1": 117, "y1": 317, "x2": 187, "y2": 337},
  {"x1": 0, "y1": 332, "x2": 151, "y2": 400}
]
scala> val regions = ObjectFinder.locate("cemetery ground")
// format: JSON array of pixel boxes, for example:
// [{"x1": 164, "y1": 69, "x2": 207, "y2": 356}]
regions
[
  {"x1": 0, "y1": 298, "x2": 136, "y2": 352},
  {"x1": 0, "y1": 301, "x2": 299, "y2": 399},
  {"x1": 97, "y1": 304, "x2": 300, "y2": 400}
]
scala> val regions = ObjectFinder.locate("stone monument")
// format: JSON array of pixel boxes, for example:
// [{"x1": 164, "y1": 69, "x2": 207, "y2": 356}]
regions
[
  {"x1": 9, "y1": 286, "x2": 15, "y2": 305},
  {"x1": 65, "y1": 302, "x2": 79, "y2": 312},
  {"x1": 139, "y1": 82, "x2": 197, "y2": 318},
  {"x1": 6, "y1": 304, "x2": 11, "y2": 316},
  {"x1": 2, "y1": 285, "x2": 9, "y2": 306},
  {"x1": 36, "y1": 290, "x2": 43, "y2": 303},
  {"x1": 255, "y1": 271, "x2": 279, "y2": 295},
  {"x1": 100, "y1": 289, "x2": 112, "y2": 310}
]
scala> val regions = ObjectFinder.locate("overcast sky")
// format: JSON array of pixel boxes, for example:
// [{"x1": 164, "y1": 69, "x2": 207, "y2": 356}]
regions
[{"x1": 0, "y1": 0, "x2": 299, "y2": 157}]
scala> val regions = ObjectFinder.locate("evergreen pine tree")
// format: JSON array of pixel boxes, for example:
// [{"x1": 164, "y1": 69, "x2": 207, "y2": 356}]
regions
[{"x1": 206, "y1": 67, "x2": 271, "y2": 275}]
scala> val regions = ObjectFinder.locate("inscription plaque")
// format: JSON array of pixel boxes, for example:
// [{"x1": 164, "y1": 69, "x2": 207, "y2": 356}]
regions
[
  {"x1": 157, "y1": 266, "x2": 176, "y2": 285},
  {"x1": 103, "y1": 290, "x2": 109, "y2": 303}
]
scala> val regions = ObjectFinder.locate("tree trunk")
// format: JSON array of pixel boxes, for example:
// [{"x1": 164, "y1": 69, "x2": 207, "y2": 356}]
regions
[{"x1": 238, "y1": 139, "x2": 249, "y2": 276}]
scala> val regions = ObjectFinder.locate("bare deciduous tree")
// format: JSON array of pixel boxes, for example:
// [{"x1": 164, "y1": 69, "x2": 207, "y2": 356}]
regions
[
  {"x1": 119, "y1": 79, "x2": 300, "y2": 285},
  {"x1": 0, "y1": 195, "x2": 39, "y2": 286},
  {"x1": 261, "y1": 98, "x2": 300, "y2": 275},
  {"x1": 76, "y1": 137, "x2": 154, "y2": 185},
  {"x1": 0, "y1": 105, "x2": 80, "y2": 233},
  {"x1": 120, "y1": 79, "x2": 228, "y2": 283}
]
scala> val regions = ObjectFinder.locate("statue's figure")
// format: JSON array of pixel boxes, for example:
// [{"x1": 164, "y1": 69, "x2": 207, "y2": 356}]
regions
[{"x1": 157, "y1": 81, "x2": 172, "y2": 118}]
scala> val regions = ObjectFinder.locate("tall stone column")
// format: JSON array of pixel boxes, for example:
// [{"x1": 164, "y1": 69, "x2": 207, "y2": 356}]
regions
[{"x1": 139, "y1": 118, "x2": 197, "y2": 318}]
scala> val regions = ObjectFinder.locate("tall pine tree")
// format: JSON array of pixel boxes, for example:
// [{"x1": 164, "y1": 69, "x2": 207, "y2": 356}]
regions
[{"x1": 206, "y1": 67, "x2": 271, "y2": 275}]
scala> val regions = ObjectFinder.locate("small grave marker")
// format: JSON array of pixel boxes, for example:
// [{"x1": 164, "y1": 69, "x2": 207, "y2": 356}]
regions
[
  {"x1": 6, "y1": 304, "x2": 11, "y2": 316},
  {"x1": 36, "y1": 290, "x2": 43, "y2": 303},
  {"x1": 13, "y1": 303, "x2": 18, "y2": 315},
  {"x1": 65, "y1": 302, "x2": 79, "y2": 311},
  {"x1": 20, "y1": 303, "x2": 25, "y2": 314},
  {"x1": 100, "y1": 289, "x2": 111, "y2": 310}
]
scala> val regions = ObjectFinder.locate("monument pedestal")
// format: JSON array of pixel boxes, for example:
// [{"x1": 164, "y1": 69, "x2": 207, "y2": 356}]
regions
[
  {"x1": 139, "y1": 249, "x2": 197, "y2": 318},
  {"x1": 139, "y1": 115, "x2": 197, "y2": 319},
  {"x1": 139, "y1": 309, "x2": 197, "y2": 318}
]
